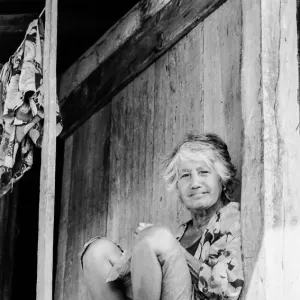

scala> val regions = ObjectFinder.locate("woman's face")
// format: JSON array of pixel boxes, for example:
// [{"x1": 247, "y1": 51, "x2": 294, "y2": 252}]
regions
[{"x1": 176, "y1": 157, "x2": 222, "y2": 212}]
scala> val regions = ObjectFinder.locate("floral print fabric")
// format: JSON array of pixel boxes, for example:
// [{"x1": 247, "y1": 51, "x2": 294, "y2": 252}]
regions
[
  {"x1": 0, "y1": 18, "x2": 63, "y2": 196},
  {"x1": 176, "y1": 202, "x2": 244, "y2": 300}
]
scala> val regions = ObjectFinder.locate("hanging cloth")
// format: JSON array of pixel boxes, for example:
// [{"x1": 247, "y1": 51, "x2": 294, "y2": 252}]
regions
[{"x1": 0, "y1": 18, "x2": 63, "y2": 197}]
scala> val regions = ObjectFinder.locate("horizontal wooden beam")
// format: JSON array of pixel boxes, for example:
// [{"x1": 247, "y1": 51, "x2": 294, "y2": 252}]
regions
[{"x1": 59, "y1": 0, "x2": 227, "y2": 137}]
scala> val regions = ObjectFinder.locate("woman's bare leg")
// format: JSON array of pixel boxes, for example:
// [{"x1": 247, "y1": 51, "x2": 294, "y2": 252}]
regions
[
  {"x1": 131, "y1": 226, "x2": 193, "y2": 300},
  {"x1": 82, "y1": 239, "x2": 126, "y2": 300},
  {"x1": 131, "y1": 238, "x2": 162, "y2": 300}
]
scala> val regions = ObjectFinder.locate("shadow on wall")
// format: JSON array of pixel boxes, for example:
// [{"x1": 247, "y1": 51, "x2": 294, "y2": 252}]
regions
[{"x1": 9, "y1": 148, "x2": 41, "y2": 300}]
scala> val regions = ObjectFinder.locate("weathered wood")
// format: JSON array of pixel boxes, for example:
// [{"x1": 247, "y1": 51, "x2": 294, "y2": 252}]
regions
[
  {"x1": 54, "y1": 135, "x2": 73, "y2": 300},
  {"x1": 0, "y1": 82, "x2": 3, "y2": 110},
  {"x1": 36, "y1": 0, "x2": 58, "y2": 299},
  {"x1": 106, "y1": 0, "x2": 242, "y2": 250},
  {"x1": 56, "y1": 0, "x2": 244, "y2": 298},
  {"x1": 240, "y1": 0, "x2": 264, "y2": 298},
  {"x1": 240, "y1": 0, "x2": 300, "y2": 299},
  {"x1": 297, "y1": 0, "x2": 300, "y2": 133},
  {"x1": 57, "y1": 106, "x2": 111, "y2": 300},
  {"x1": 59, "y1": 0, "x2": 228, "y2": 137},
  {"x1": 203, "y1": 0, "x2": 242, "y2": 198}
]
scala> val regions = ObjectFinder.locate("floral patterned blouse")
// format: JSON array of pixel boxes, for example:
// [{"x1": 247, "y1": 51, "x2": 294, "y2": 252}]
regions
[{"x1": 176, "y1": 202, "x2": 244, "y2": 300}]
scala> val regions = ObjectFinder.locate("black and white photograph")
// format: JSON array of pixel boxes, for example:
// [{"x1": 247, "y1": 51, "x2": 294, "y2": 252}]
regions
[{"x1": 0, "y1": 0, "x2": 299, "y2": 299}]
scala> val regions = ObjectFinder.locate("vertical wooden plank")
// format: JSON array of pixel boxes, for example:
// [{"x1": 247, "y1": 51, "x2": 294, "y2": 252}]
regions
[
  {"x1": 107, "y1": 97, "x2": 119, "y2": 243},
  {"x1": 63, "y1": 123, "x2": 85, "y2": 300},
  {"x1": 107, "y1": 89, "x2": 126, "y2": 243},
  {"x1": 78, "y1": 121, "x2": 90, "y2": 300},
  {"x1": 135, "y1": 74, "x2": 147, "y2": 224},
  {"x1": 82, "y1": 107, "x2": 112, "y2": 300},
  {"x1": 56, "y1": 104, "x2": 111, "y2": 300},
  {"x1": 162, "y1": 49, "x2": 175, "y2": 224},
  {"x1": 240, "y1": 0, "x2": 264, "y2": 298},
  {"x1": 62, "y1": 128, "x2": 81, "y2": 300},
  {"x1": 261, "y1": 0, "x2": 300, "y2": 298},
  {"x1": 36, "y1": 0, "x2": 58, "y2": 299},
  {"x1": 130, "y1": 75, "x2": 142, "y2": 240},
  {"x1": 89, "y1": 105, "x2": 111, "y2": 239},
  {"x1": 164, "y1": 41, "x2": 182, "y2": 226},
  {"x1": 152, "y1": 51, "x2": 168, "y2": 225},
  {"x1": 203, "y1": 0, "x2": 243, "y2": 183},
  {"x1": 122, "y1": 83, "x2": 134, "y2": 249},
  {"x1": 54, "y1": 135, "x2": 74, "y2": 300},
  {"x1": 184, "y1": 24, "x2": 205, "y2": 133},
  {"x1": 74, "y1": 122, "x2": 87, "y2": 300},
  {"x1": 143, "y1": 65, "x2": 155, "y2": 224},
  {"x1": 279, "y1": 3, "x2": 300, "y2": 295},
  {"x1": 167, "y1": 24, "x2": 205, "y2": 226},
  {"x1": 117, "y1": 84, "x2": 128, "y2": 247},
  {"x1": 241, "y1": 0, "x2": 300, "y2": 299}
]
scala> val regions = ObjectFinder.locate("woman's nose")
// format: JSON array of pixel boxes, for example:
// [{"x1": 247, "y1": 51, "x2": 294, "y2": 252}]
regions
[{"x1": 190, "y1": 172, "x2": 202, "y2": 188}]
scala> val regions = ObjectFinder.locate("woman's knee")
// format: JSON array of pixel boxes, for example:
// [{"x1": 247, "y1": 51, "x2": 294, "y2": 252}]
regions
[
  {"x1": 135, "y1": 226, "x2": 178, "y2": 256},
  {"x1": 82, "y1": 238, "x2": 123, "y2": 269}
]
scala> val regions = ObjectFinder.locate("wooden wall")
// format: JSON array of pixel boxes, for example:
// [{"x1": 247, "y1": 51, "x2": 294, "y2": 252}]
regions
[{"x1": 55, "y1": 0, "x2": 242, "y2": 299}]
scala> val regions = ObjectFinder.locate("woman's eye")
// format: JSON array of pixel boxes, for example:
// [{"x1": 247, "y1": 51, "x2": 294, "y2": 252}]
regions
[
  {"x1": 199, "y1": 170, "x2": 209, "y2": 175},
  {"x1": 181, "y1": 174, "x2": 190, "y2": 179}
]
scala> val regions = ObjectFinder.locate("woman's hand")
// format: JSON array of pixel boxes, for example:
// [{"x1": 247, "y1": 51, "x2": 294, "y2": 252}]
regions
[
  {"x1": 135, "y1": 222, "x2": 154, "y2": 233},
  {"x1": 133, "y1": 222, "x2": 154, "y2": 242}
]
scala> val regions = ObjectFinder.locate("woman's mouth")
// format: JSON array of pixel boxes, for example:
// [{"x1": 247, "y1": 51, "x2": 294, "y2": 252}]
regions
[{"x1": 189, "y1": 191, "x2": 207, "y2": 197}]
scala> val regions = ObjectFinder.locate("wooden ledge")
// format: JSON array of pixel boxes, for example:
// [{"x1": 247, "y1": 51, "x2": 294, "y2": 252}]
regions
[{"x1": 59, "y1": 0, "x2": 227, "y2": 138}]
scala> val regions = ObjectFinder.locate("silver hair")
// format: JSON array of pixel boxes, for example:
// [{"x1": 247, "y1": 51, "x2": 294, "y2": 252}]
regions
[{"x1": 161, "y1": 132, "x2": 238, "y2": 203}]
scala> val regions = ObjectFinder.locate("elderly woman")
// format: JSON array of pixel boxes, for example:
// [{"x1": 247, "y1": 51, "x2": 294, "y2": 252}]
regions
[{"x1": 81, "y1": 132, "x2": 244, "y2": 300}]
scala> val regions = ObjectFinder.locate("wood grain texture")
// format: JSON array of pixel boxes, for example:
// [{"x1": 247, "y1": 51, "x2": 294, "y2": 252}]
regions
[
  {"x1": 36, "y1": 0, "x2": 58, "y2": 299},
  {"x1": 59, "y1": 0, "x2": 228, "y2": 137},
  {"x1": 203, "y1": 0, "x2": 242, "y2": 196},
  {"x1": 261, "y1": 0, "x2": 300, "y2": 298},
  {"x1": 240, "y1": 0, "x2": 300, "y2": 299},
  {"x1": 107, "y1": 0, "x2": 242, "y2": 250},
  {"x1": 55, "y1": 0, "x2": 244, "y2": 298},
  {"x1": 59, "y1": 105, "x2": 111, "y2": 300},
  {"x1": 54, "y1": 136, "x2": 73, "y2": 300},
  {"x1": 58, "y1": 0, "x2": 171, "y2": 102},
  {"x1": 240, "y1": 0, "x2": 264, "y2": 298}
]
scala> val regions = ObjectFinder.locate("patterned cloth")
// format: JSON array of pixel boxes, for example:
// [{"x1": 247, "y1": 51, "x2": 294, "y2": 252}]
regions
[
  {"x1": 176, "y1": 202, "x2": 244, "y2": 300},
  {"x1": 0, "y1": 19, "x2": 63, "y2": 197}
]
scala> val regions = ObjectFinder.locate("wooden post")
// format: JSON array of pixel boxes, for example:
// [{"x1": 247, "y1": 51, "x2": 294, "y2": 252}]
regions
[
  {"x1": 36, "y1": 0, "x2": 58, "y2": 299},
  {"x1": 241, "y1": 0, "x2": 300, "y2": 299}
]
